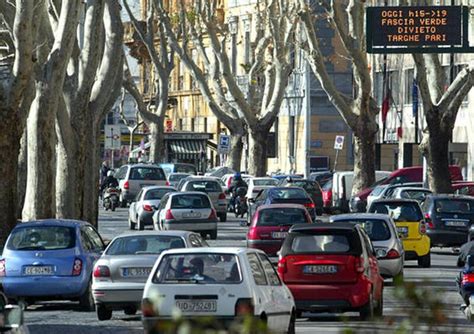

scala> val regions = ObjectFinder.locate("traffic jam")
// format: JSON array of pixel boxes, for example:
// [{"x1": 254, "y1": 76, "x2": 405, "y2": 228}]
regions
[{"x1": 2, "y1": 164, "x2": 474, "y2": 333}]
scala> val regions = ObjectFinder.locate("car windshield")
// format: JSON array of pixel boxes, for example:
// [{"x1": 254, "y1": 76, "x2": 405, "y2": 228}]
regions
[
  {"x1": 435, "y1": 199, "x2": 473, "y2": 214},
  {"x1": 144, "y1": 189, "x2": 175, "y2": 200},
  {"x1": 130, "y1": 167, "x2": 165, "y2": 180},
  {"x1": 7, "y1": 226, "x2": 76, "y2": 251},
  {"x1": 369, "y1": 202, "x2": 423, "y2": 222},
  {"x1": 253, "y1": 179, "x2": 278, "y2": 186},
  {"x1": 171, "y1": 195, "x2": 211, "y2": 209},
  {"x1": 290, "y1": 233, "x2": 352, "y2": 253},
  {"x1": 106, "y1": 235, "x2": 185, "y2": 255},
  {"x1": 185, "y1": 181, "x2": 221, "y2": 192},
  {"x1": 370, "y1": 186, "x2": 386, "y2": 197},
  {"x1": 258, "y1": 208, "x2": 308, "y2": 226},
  {"x1": 169, "y1": 174, "x2": 189, "y2": 181},
  {"x1": 271, "y1": 188, "x2": 307, "y2": 199},
  {"x1": 154, "y1": 253, "x2": 241, "y2": 284},
  {"x1": 335, "y1": 219, "x2": 391, "y2": 241}
]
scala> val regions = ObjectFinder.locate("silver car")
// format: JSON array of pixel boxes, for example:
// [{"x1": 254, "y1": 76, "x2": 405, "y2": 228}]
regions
[
  {"x1": 389, "y1": 187, "x2": 432, "y2": 203},
  {"x1": 179, "y1": 177, "x2": 228, "y2": 222},
  {"x1": 167, "y1": 173, "x2": 191, "y2": 188},
  {"x1": 128, "y1": 186, "x2": 177, "y2": 230},
  {"x1": 330, "y1": 213, "x2": 404, "y2": 279},
  {"x1": 367, "y1": 182, "x2": 423, "y2": 209},
  {"x1": 92, "y1": 231, "x2": 208, "y2": 321},
  {"x1": 153, "y1": 192, "x2": 218, "y2": 239}
]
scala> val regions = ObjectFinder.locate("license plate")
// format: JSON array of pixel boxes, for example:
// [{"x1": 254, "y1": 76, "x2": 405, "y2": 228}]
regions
[
  {"x1": 445, "y1": 221, "x2": 466, "y2": 227},
  {"x1": 23, "y1": 265, "x2": 54, "y2": 275},
  {"x1": 303, "y1": 265, "x2": 338, "y2": 274},
  {"x1": 183, "y1": 212, "x2": 201, "y2": 218},
  {"x1": 176, "y1": 300, "x2": 217, "y2": 312},
  {"x1": 122, "y1": 267, "x2": 152, "y2": 277},
  {"x1": 397, "y1": 226, "x2": 409, "y2": 238},
  {"x1": 271, "y1": 232, "x2": 288, "y2": 239}
]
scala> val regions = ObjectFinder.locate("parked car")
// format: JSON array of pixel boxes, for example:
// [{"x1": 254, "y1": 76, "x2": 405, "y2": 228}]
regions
[
  {"x1": 205, "y1": 166, "x2": 235, "y2": 178},
  {"x1": 350, "y1": 166, "x2": 463, "y2": 213},
  {"x1": 179, "y1": 177, "x2": 228, "y2": 222},
  {"x1": 152, "y1": 192, "x2": 218, "y2": 240},
  {"x1": 309, "y1": 171, "x2": 333, "y2": 187},
  {"x1": 422, "y1": 194, "x2": 474, "y2": 248},
  {"x1": 247, "y1": 204, "x2": 313, "y2": 256},
  {"x1": 368, "y1": 199, "x2": 431, "y2": 267},
  {"x1": 248, "y1": 187, "x2": 316, "y2": 224},
  {"x1": 142, "y1": 247, "x2": 296, "y2": 333},
  {"x1": 0, "y1": 219, "x2": 105, "y2": 310},
  {"x1": 128, "y1": 186, "x2": 177, "y2": 230},
  {"x1": 245, "y1": 177, "x2": 279, "y2": 201},
  {"x1": 279, "y1": 179, "x2": 324, "y2": 215},
  {"x1": 389, "y1": 187, "x2": 432, "y2": 203},
  {"x1": 166, "y1": 173, "x2": 191, "y2": 188},
  {"x1": 92, "y1": 231, "x2": 207, "y2": 321},
  {"x1": 114, "y1": 164, "x2": 167, "y2": 207},
  {"x1": 159, "y1": 163, "x2": 197, "y2": 176},
  {"x1": 330, "y1": 213, "x2": 404, "y2": 279},
  {"x1": 277, "y1": 223, "x2": 384, "y2": 319},
  {"x1": 321, "y1": 178, "x2": 333, "y2": 213},
  {"x1": 453, "y1": 182, "x2": 474, "y2": 196},
  {"x1": 367, "y1": 182, "x2": 423, "y2": 209},
  {"x1": 0, "y1": 292, "x2": 24, "y2": 333}
]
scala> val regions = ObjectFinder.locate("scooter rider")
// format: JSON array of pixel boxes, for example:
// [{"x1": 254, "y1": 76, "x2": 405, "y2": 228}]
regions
[
  {"x1": 101, "y1": 170, "x2": 119, "y2": 194},
  {"x1": 229, "y1": 173, "x2": 248, "y2": 209}
]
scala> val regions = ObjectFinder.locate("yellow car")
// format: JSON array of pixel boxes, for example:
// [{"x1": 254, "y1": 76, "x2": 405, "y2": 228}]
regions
[{"x1": 368, "y1": 199, "x2": 431, "y2": 268}]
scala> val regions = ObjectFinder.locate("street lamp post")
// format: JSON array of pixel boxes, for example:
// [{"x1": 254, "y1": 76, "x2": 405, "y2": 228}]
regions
[{"x1": 228, "y1": 16, "x2": 238, "y2": 74}]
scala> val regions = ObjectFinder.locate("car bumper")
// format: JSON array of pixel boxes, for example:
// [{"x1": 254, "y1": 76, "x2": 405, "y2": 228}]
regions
[
  {"x1": 247, "y1": 240, "x2": 283, "y2": 256},
  {"x1": 286, "y1": 279, "x2": 371, "y2": 311},
  {"x1": 2, "y1": 275, "x2": 88, "y2": 299},
  {"x1": 92, "y1": 282, "x2": 145, "y2": 305},
  {"x1": 215, "y1": 203, "x2": 227, "y2": 214},
  {"x1": 163, "y1": 220, "x2": 217, "y2": 232},
  {"x1": 139, "y1": 211, "x2": 155, "y2": 225},
  {"x1": 378, "y1": 257, "x2": 404, "y2": 278},
  {"x1": 122, "y1": 191, "x2": 136, "y2": 202},
  {"x1": 426, "y1": 229, "x2": 468, "y2": 247},
  {"x1": 143, "y1": 315, "x2": 249, "y2": 333},
  {"x1": 401, "y1": 236, "x2": 430, "y2": 258}
]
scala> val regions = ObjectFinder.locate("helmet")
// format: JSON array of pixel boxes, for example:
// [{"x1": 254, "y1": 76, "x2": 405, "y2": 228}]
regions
[
  {"x1": 234, "y1": 172, "x2": 241, "y2": 179},
  {"x1": 107, "y1": 170, "x2": 114, "y2": 177}
]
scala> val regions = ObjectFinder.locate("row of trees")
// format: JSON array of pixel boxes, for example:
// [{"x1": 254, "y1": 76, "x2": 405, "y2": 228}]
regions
[{"x1": 0, "y1": 0, "x2": 472, "y2": 245}]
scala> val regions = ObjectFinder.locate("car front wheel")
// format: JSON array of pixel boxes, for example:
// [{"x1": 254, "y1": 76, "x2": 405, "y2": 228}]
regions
[
  {"x1": 287, "y1": 311, "x2": 296, "y2": 334},
  {"x1": 219, "y1": 213, "x2": 227, "y2": 222},
  {"x1": 96, "y1": 305, "x2": 112, "y2": 321},
  {"x1": 79, "y1": 281, "x2": 95, "y2": 312},
  {"x1": 359, "y1": 292, "x2": 374, "y2": 320},
  {"x1": 137, "y1": 217, "x2": 145, "y2": 231},
  {"x1": 128, "y1": 218, "x2": 136, "y2": 230}
]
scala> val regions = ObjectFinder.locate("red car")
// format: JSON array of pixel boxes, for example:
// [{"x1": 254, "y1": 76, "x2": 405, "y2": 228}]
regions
[
  {"x1": 246, "y1": 204, "x2": 313, "y2": 256},
  {"x1": 452, "y1": 182, "x2": 474, "y2": 196},
  {"x1": 277, "y1": 223, "x2": 384, "y2": 319}
]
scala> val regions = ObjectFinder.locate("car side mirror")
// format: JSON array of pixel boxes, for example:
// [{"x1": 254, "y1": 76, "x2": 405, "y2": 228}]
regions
[{"x1": 0, "y1": 305, "x2": 24, "y2": 331}]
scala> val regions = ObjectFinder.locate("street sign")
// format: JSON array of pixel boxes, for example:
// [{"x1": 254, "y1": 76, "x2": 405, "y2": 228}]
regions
[
  {"x1": 218, "y1": 134, "x2": 230, "y2": 154},
  {"x1": 165, "y1": 119, "x2": 173, "y2": 132},
  {"x1": 334, "y1": 135, "x2": 344, "y2": 150},
  {"x1": 104, "y1": 125, "x2": 121, "y2": 150}
]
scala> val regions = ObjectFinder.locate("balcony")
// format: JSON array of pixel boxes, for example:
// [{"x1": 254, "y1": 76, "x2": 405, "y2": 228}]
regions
[{"x1": 123, "y1": 21, "x2": 149, "y2": 61}]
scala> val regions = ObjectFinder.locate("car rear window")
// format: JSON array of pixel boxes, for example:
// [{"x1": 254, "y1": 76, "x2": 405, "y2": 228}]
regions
[
  {"x1": 271, "y1": 188, "x2": 308, "y2": 199},
  {"x1": 291, "y1": 234, "x2": 351, "y2": 253},
  {"x1": 185, "y1": 181, "x2": 221, "y2": 192},
  {"x1": 145, "y1": 188, "x2": 175, "y2": 200},
  {"x1": 435, "y1": 199, "x2": 473, "y2": 213},
  {"x1": 7, "y1": 226, "x2": 76, "y2": 251},
  {"x1": 169, "y1": 174, "x2": 189, "y2": 181},
  {"x1": 335, "y1": 219, "x2": 391, "y2": 241},
  {"x1": 292, "y1": 182, "x2": 321, "y2": 195},
  {"x1": 257, "y1": 208, "x2": 308, "y2": 226},
  {"x1": 106, "y1": 235, "x2": 185, "y2": 255},
  {"x1": 153, "y1": 253, "x2": 241, "y2": 284},
  {"x1": 171, "y1": 195, "x2": 211, "y2": 209},
  {"x1": 129, "y1": 167, "x2": 165, "y2": 180},
  {"x1": 369, "y1": 202, "x2": 423, "y2": 222},
  {"x1": 253, "y1": 179, "x2": 278, "y2": 186}
]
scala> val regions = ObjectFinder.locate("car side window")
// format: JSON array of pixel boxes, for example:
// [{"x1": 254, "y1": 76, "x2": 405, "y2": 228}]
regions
[
  {"x1": 257, "y1": 253, "x2": 281, "y2": 286},
  {"x1": 80, "y1": 229, "x2": 93, "y2": 252},
  {"x1": 85, "y1": 226, "x2": 104, "y2": 252},
  {"x1": 360, "y1": 230, "x2": 375, "y2": 257},
  {"x1": 255, "y1": 189, "x2": 267, "y2": 202},
  {"x1": 136, "y1": 189, "x2": 143, "y2": 202},
  {"x1": 158, "y1": 195, "x2": 169, "y2": 210},
  {"x1": 115, "y1": 166, "x2": 127, "y2": 180},
  {"x1": 247, "y1": 253, "x2": 268, "y2": 285}
]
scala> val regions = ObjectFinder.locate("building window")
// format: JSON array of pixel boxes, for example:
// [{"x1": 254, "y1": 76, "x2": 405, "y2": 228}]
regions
[
  {"x1": 191, "y1": 118, "x2": 195, "y2": 132},
  {"x1": 204, "y1": 117, "x2": 208, "y2": 133},
  {"x1": 179, "y1": 119, "x2": 183, "y2": 130}
]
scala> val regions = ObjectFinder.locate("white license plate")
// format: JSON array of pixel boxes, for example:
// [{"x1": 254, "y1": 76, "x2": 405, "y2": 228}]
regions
[
  {"x1": 23, "y1": 266, "x2": 54, "y2": 275},
  {"x1": 303, "y1": 265, "x2": 338, "y2": 274},
  {"x1": 123, "y1": 267, "x2": 152, "y2": 277},
  {"x1": 176, "y1": 300, "x2": 217, "y2": 312},
  {"x1": 397, "y1": 226, "x2": 409, "y2": 238},
  {"x1": 183, "y1": 212, "x2": 202, "y2": 218},
  {"x1": 445, "y1": 221, "x2": 466, "y2": 227},
  {"x1": 271, "y1": 232, "x2": 288, "y2": 239}
]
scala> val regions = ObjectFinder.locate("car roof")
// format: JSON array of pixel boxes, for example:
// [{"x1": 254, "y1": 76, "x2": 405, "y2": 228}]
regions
[
  {"x1": 169, "y1": 172, "x2": 191, "y2": 176},
  {"x1": 269, "y1": 186, "x2": 305, "y2": 192},
  {"x1": 16, "y1": 219, "x2": 90, "y2": 228},
  {"x1": 330, "y1": 213, "x2": 391, "y2": 221},
  {"x1": 394, "y1": 187, "x2": 431, "y2": 192},
  {"x1": 129, "y1": 164, "x2": 162, "y2": 169},
  {"x1": 290, "y1": 222, "x2": 358, "y2": 232},
  {"x1": 386, "y1": 182, "x2": 423, "y2": 189},
  {"x1": 114, "y1": 230, "x2": 195, "y2": 239},
  {"x1": 160, "y1": 247, "x2": 256, "y2": 256},
  {"x1": 184, "y1": 177, "x2": 220, "y2": 182},
  {"x1": 371, "y1": 198, "x2": 420, "y2": 204},
  {"x1": 427, "y1": 194, "x2": 474, "y2": 200},
  {"x1": 169, "y1": 191, "x2": 211, "y2": 196},
  {"x1": 257, "y1": 203, "x2": 307, "y2": 211},
  {"x1": 141, "y1": 185, "x2": 177, "y2": 191}
]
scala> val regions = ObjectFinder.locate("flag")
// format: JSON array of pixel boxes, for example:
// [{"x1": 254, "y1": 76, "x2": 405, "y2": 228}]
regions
[
  {"x1": 412, "y1": 79, "x2": 418, "y2": 118},
  {"x1": 381, "y1": 85, "x2": 390, "y2": 124}
]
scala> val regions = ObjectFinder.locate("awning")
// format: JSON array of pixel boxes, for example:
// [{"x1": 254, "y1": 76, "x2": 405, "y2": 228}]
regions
[{"x1": 169, "y1": 140, "x2": 206, "y2": 159}]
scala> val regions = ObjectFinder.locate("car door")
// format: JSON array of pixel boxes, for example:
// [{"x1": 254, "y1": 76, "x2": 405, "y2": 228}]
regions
[
  {"x1": 257, "y1": 253, "x2": 292, "y2": 329},
  {"x1": 359, "y1": 229, "x2": 382, "y2": 302},
  {"x1": 81, "y1": 226, "x2": 105, "y2": 277}
]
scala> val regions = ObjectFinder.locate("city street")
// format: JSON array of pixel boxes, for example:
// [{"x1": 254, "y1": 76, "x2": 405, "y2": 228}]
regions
[{"x1": 23, "y1": 208, "x2": 474, "y2": 333}]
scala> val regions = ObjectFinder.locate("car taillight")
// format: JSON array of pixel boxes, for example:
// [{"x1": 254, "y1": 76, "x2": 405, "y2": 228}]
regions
[
  {"x1": 252, "y1": 211, "x2": 259, "y2": 225},
  {"x1": 462, "y1": 273, "x2": 474, "y2": 285},
  {"x1": 142, "y1": 298, "x2": 156, "y2": 317},
  {"x1": 165, "y1": 209, "x2": 175, "y2": 220},
  {"x1": 304, "y1": 202, "x2": 315, "y2": 209},
  {"x1": 218, "y1": 193, "x2": 226, "y2": 200},
  {"x1": 124, "y1": 181, "x2": 129, "y2": 190},
  {"x1": 277, "y1": 257, "x2": 287, "y2": 276},
  {"x1": 208, "y1": 208, "x2": 217, "y2": 220},
  {"x1": 0, "y1": 259, "x2": 5, "y2": 277},
  {"x1": 143, "y1": 204, "x2": 153, "y2": 212},
  {"x1": 248, "y1": 227, "x2": 258, "y2": 240},
  {"x1": 72, "y1": 258, "x2": 83, "y2": 276},
  {"x1": 93, "y1": 265, "x2": 110, "y2": 278},
  {"x1": 419, "y1": 221, "x2": 427, "y2": 234},
  {"x1": 355, "y1": 256, "x2": 365, "y2": 273},
  {"x1": 424, "y1": 213, "x2": 434, "y2": 228},
  {"x1": 235, "y1": 298, "x2": 254, "y2": 316},
  {"x1": 385, "y1": 249, "x2": 401, "y2": 259},
  {"x1": 165, "y1": 181, "x2": 170, "y2": 186}
]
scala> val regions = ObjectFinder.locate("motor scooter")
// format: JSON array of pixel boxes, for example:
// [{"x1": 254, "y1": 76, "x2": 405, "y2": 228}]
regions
[
  {"x1": 234, "y1": 186, "x2": 248, "y2": 218},
  {"x1": 103, "y1": 187, "x2": 120, "y2": 211},
  {"x1": 457, "y1": 255, "x2": 474, "y2": 320}
]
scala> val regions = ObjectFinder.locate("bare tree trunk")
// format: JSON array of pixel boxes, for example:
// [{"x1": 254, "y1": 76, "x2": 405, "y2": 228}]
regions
[
  {"x1": 227, "y1": 133, "x2": 243, "y2": 171},
  {"x1": 17, "y1": 130, "x2": 28, "y2": 219},
  {"x1": 81, "y1": 120, "x2": 100, "y2": 226},
  {"x1": 56, "y1": 138, "x2": 80, "y2": 218},
  {"x1": 248, "y1": 128, "x2": 268, "y2": 177},
  {"x1": 149, "y1": 118, "x2": 165, "y2": 163}
]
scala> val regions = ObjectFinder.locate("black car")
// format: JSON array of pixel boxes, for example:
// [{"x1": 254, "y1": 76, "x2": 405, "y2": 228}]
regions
[
  {"x1": 309, "y1": 171, "x2": 333, "y2": 187},
  {"x1": 247, "y1": 186, "x2": 316, "y2": 223},
  {"x1": 422, "y1": 194, "x2": 474, "y2": 247},
  {"x1": 279, "y1": 179, "x2": 324, "y2": 215}
]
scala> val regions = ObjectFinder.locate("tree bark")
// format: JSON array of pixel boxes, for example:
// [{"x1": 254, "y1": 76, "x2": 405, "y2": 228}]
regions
[
  {"x1": 56, "y1": 137, "x2": 80, "y2": 218},
  {"x1": 248, "y1": 128, "x2": 268, "y2": 177},
  {"x1": 149, "y1": 118, "x2": 165, "y2": 163},
  {"x1": 17, "y1": 130, "x2": 28, "y2": 219},
  {"x1": 227, "y1": 132, "x2": 244, "y2": 171},
  {"x1": 352, "y1": 131, "x2": 377, "y2": 196}
]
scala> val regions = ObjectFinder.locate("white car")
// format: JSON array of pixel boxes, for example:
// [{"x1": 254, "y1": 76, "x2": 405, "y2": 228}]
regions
[
  {"x1": 389, "y1": 187, "x2": 432, "y2": 203},
  {"x1": 142, "y1": 247, "x2": 296, "y2": 333},
  {"x1": 245, "y1": 177, "x2": 279, "y2": 200}
]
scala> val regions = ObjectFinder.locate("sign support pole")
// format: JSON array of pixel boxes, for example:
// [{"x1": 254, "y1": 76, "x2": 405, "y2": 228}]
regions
[{"x1": 333, "y1": 149, "x2": 339, "y2": 172}]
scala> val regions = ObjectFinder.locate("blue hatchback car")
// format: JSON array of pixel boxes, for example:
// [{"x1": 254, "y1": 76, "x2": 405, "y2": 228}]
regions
[{"x1": 0, "y1": 219, "x2": 105, "y2": 310}]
